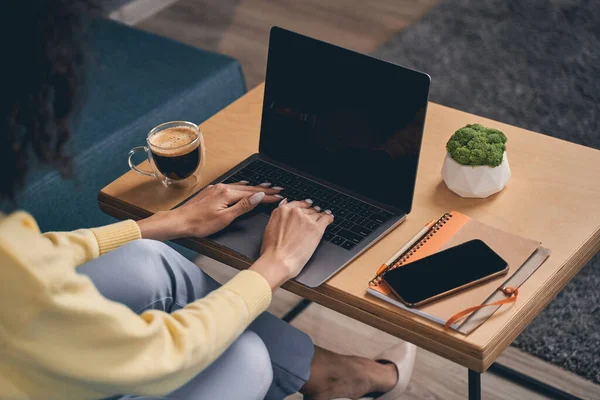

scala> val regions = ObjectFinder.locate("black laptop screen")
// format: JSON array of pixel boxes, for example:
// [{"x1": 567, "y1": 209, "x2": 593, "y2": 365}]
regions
[{"x1": 259, "y1": 27, "x2": 430, "y2": 213}]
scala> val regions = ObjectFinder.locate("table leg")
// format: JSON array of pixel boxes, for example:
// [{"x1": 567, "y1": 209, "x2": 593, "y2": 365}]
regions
[
  {"x1": 282, "y1": 299, "x2": 312, "y2": 323},
  {"x1": 469, "y1": 369, "x2": 481, "y2": 400}
]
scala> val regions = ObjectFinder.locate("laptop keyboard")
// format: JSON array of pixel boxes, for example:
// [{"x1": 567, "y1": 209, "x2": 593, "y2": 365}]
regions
[{"x1": 221, "y1": 160, "x2": 395, "y2": 250}]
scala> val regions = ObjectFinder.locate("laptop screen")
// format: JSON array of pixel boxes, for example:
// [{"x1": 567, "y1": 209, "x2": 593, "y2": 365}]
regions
[{"x1": 259, "y1": 27, "x2": 430, "y2": 213}]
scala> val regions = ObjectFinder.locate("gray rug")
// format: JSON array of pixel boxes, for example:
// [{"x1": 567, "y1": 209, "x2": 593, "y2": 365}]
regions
[{"x1": 373, "y1": 0, "x2": 600, "y2": 384}]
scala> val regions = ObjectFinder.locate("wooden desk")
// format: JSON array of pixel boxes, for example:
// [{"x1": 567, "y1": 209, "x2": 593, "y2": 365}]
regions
[{"x1": 99, "y1": 84, "x2": 600, "y2": 376}]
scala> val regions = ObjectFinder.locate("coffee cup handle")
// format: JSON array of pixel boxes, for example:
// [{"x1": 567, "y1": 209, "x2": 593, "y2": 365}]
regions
[{"x1": 128, "y1": 146, "x2": 156, "y2": 178}]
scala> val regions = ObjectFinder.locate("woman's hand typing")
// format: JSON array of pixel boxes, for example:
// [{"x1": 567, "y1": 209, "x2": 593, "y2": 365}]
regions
[
  {"x1": 250, "y1": 199, "x2": 334, "y2": 289},
  {"x1": 137, "y1": 182, "x2": 282, "y2": 241}
]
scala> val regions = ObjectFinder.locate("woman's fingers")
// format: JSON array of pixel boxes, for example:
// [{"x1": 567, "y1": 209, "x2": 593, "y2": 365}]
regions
[
  {"x1": 317, "y1": 209, "x2": 334, "y2": 222},
  {"x1": 286, "y1": 200, "x2": 328, "y2": 221},
  {"x1": 317, "y1": 211, "x2": 335, "y2": 228},
  {"x1": 216, "y1": 183, "x2": 280, "y2": 201},
  {"x1": 225, "y1": 183, "x2": 281, "y2": 193},
  {"x1": 225, "y1": 192, "x2": 265, "y2": 220},
  {"x1": 285, "y1": 199, "x2": 313, "y2": 209},
  {"x1": 224, "y1": 182, "x2": 282, "y2": 195},
  {"x1": 309, "y1": 206, "x2": 327, "y2": 219},
  {"x1": 220, "y1": 188, "x2": 281, "y2": 205},
  {"x1": 302, "y1": 207, "x2": 319, "y2": 215},
  {"x1": 264, "y1": 194, "x2": 284, "y2": 203}
]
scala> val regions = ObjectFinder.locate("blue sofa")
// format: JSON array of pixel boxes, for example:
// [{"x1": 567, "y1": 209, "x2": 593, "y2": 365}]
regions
[{"x1": 14, "y1": 19, "x2": 246, "y2": 244}]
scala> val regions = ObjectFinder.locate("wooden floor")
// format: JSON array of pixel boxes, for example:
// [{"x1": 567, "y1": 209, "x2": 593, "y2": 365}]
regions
[
  {"x1": 138, "y1": 0, "x2": 440, "y2": 89},
  {"x1": 133, "y1": 1, "x2": 600, "y2": 398}
]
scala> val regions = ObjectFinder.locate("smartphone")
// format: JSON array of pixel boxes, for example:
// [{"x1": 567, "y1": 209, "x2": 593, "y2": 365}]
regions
[{"x1": 382, "y1": 239, "x2": 509, "y2": 307}]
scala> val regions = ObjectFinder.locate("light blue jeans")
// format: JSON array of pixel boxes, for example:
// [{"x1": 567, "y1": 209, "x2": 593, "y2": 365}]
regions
[{"x1": 78, "y1": 239, "x2": 314, "y2": 400}]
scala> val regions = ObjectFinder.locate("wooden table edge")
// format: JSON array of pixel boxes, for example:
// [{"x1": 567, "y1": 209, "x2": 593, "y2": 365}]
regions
[{"x1": 100, "y1": 192, "x2": 600, "y2": 372}]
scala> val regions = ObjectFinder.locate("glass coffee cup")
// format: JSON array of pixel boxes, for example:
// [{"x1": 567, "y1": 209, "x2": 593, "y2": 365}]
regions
[{"x1": 128, "y1": 121, "x2": 206, "y2": 189}]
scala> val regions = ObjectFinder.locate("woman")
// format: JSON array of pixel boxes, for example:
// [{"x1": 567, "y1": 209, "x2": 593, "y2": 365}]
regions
[{"x1": 0, "y1": 2, "x2": 416, "y2": 399}]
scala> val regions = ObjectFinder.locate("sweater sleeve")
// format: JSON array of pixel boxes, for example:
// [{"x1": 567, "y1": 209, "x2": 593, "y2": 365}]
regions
[
  {"x1": 42, "y1": 217, "x2": 141, "y2": 265},
  {"x1": 0, "y1": 213, "x2": 273, "y2": 398},
  {"x1": 0, "y1": 212, "x2": 140, "y2": 268}
]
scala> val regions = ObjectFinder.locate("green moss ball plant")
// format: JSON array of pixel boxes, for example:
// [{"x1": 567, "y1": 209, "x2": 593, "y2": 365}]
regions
[
  {"x1": 446, "y1": 124, "x2": 507, "y2": 167},
  {"x1": 441, "y1": 124, "x2": 511, "y2": 198}
]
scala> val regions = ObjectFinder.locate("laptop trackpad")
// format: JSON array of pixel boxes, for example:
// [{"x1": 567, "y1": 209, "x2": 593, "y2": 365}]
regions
[{"x1": 208, "y1": 212, "x2": 269, "y2": 260}]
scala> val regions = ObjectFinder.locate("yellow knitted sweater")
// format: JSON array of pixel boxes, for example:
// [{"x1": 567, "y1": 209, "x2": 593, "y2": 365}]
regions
[{"x1": 0, "y1": 212, "x2": 272, "y2": 399}]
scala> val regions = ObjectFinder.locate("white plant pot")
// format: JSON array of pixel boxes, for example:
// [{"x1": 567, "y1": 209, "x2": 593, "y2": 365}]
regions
[{"x1": 441, "y1": 152, "x2": 511, "y2": 198}]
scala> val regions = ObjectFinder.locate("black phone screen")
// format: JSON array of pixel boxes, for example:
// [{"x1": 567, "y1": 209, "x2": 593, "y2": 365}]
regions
[{"x1": 382, "y1": 240, "x2": 508, "y2": 306}]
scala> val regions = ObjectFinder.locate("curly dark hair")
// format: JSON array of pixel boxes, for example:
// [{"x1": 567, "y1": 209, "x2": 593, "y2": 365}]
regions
[{"x1": 0, "y1": 1, "x2": 99, "y2": 199}]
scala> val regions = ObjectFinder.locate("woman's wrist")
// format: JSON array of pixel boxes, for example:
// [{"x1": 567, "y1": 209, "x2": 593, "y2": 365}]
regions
[
  {"x1": 249, "y1": 253, "x2": 293, "y2": 290},
  {"x1": 137, "y1": 209, "x2": 188, "y2": 241}
]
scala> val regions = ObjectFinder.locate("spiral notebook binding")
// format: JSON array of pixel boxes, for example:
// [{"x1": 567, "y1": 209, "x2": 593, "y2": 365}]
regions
[{"x1": 370, "y1": 213, "x2": 453, "y2": 286}]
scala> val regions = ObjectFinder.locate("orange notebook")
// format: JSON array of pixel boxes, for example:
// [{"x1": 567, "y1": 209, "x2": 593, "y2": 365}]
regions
[{"x1": 367, "y1": 211, "x2": 548, "y2": 334}]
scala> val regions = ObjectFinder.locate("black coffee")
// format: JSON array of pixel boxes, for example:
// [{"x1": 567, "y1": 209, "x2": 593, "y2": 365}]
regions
[{"x1": 149, "y1": 127, "x2": 200, "y2": 180}]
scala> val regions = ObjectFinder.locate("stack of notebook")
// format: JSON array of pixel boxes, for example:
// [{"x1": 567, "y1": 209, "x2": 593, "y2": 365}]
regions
[{"x1": 367, "y1": 211, "x2": 551, "y2": 334}]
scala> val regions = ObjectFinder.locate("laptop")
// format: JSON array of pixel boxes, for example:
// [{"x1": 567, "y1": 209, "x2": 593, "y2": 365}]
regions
[{"x1": 183, "y1": 27, "x2": 430, "y2": 288}]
